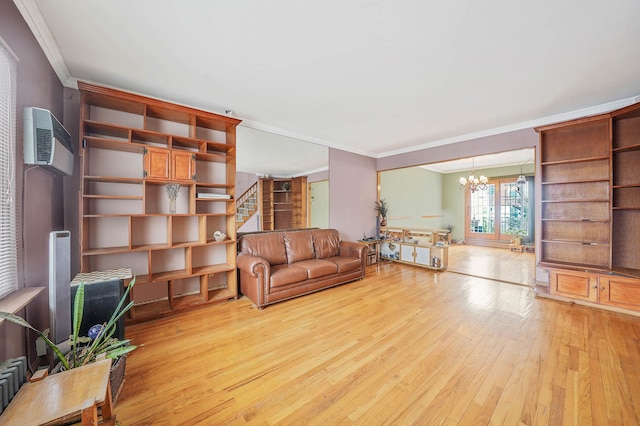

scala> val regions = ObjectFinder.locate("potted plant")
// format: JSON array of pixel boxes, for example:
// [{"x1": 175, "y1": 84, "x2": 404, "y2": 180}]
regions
[
  {"x1": 374, "y1": 198, "x2": 389, "y2": 226},
  {"x1": 507, "y1": 228, "x2": 527, "y2": 247},
  {"x1": 0, "y1": 278, "x2": 137, "y2": 399}
]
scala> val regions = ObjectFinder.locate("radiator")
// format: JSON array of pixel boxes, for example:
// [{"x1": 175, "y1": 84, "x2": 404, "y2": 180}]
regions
[{"x1": 0, "y1": 357, "x2": 27, "y2": 413}]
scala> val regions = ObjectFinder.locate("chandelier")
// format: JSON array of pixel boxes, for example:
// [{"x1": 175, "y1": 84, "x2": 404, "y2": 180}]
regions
[{"x1": 459, "y1": 158, "x2": 488, "y2": 192}]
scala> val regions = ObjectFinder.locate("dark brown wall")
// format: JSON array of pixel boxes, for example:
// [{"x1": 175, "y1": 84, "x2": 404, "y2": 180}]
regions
[{"x1": 0, "y1": 0, "x2": 66, "y2": 363}]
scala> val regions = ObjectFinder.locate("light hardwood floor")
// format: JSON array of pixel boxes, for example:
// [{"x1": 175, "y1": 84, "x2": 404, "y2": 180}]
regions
[
  {"x1": 447, "y1": 244, "x2": 535, "y2": 286},
  {"x1": 115, "y1": 262, "x2": 640, "y2": 425}
]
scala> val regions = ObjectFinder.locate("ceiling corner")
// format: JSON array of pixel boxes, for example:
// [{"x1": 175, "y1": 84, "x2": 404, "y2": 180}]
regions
[{"x1": 13, "y1": 0, "x2": 73, "y2": 86}]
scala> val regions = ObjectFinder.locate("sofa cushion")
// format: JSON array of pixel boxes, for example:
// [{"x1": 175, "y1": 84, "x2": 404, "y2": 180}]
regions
[
  {"x1": 284, "y1": 230, "x2": 315, "y2": 264},
  {"x1": 294, "y1": 259, "x2": 338, "y2": 279},
  {"x1": 312, "y1": 229, "x2": 340, "y2": 259},
  {"x1": 325, "y1": 256, "x2": 362, "y2": 273},
  {"x1": 270, "y1": 264, "x2": 308, "y2": 288},
  {"x1": 240, "y1": 233, "x2": 287, "y2": 266}
]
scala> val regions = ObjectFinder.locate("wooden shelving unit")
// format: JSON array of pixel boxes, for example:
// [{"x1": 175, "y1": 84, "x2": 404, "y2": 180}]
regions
[
  {"x1": 258, "y1": 177, "x2": 307, "y2": 230},
  {"x1": 536, "y1": 104, "x2": 640, "y2": 313},
  {"x1": 538, "y1": 117, "x2": 611, "y2": 270},
  {"x1": 378, "y1": 227, "x2": 450, "y2": 270},
  {"x1": 611, "y1": 105, "x2": 640, "y2": 278},
  {"x1": 78, "y1": 82, "x2": 241, "y2": 322}
]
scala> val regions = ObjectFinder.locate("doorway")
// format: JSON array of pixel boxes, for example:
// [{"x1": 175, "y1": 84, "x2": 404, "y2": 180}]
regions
[
  {"x1": 377, "y1": 147, "x2": 536, "y2": 286},
  {"x1": 309, "y1": 180, "x2": 329, "y2": 228}
]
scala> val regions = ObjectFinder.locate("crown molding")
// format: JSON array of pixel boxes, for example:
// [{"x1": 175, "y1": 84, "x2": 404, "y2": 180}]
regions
[
  {"x1": 239, "y1": 119, "x2": 376, "y2": 158},
  {"x1": 13, "y1": 0, "x2": 76, "y2": 88},
  {"x1": 293, "y1": 166, "x2": 328, "y2": 178},
  {"x1": 377, "y1": 95, "x2": 640, "y2": 158}
]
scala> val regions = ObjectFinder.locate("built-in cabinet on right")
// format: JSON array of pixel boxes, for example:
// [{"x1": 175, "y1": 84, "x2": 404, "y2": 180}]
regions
[
  {"x1": 611, "y1": 106, "x2": 640, "y2": 276},
  {"x1": 537, "y1": 102, "x2": 640, "y2": 313}
]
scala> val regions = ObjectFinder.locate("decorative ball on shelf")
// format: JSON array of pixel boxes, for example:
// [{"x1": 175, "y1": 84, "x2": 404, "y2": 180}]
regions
[
  {"x1": 87, "y1": 324, "x2": 103, "y2": 340},
  {"x1": 214, "y1": 231, "x2": 226, "y2": 242}
]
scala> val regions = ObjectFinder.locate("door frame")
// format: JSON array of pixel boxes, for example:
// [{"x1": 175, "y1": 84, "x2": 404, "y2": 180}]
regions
[{"x1": 464, "y1": 176, "x2": 530, "y2": 247}]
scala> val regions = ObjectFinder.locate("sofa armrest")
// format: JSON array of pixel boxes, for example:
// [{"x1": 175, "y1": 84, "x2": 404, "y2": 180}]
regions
[
  {"x1": 237, "y1": 253, "x2": 270, "y2": 277},
  {"x1": 339, "y1": 241, "x2": 368, "y2": 259},
  {"x1": 237, "y1": 253, "x2": 271, "y2": 308}
]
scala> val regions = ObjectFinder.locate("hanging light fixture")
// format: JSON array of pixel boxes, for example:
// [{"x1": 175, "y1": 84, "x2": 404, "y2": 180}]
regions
[
  {"x1": 515, "y1": 162, "x2": 527, "y2": 186},
  {"x1": 459, "y1": 158, "x2": 488, "y2": 193},
  {"x1": 515, "y1": 161, "x2": 528, "y2": 195}
]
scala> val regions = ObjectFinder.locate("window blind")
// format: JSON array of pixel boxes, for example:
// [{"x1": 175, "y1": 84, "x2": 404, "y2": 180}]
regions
[{"x1": 0, "y1": 38, "x2": 18, "y2": 299}]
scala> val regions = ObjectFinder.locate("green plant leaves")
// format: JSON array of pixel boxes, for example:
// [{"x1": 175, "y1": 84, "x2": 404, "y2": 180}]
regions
[{"x1": 0, "y1": 277, "x2": 137, "y2": 371}]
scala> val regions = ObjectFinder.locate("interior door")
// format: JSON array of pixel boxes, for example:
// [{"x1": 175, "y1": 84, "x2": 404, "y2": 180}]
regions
[
  {"x1": 465, "y1": 182, "x2": 497, "y2": 243},
  {"x1": 309, "y1": 180, "x2": 329, "y2": 228}
]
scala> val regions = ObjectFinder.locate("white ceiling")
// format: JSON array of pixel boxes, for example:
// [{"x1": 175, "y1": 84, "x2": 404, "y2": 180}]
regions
[{"x1": 17, "y1": 0, "x2": 640, "y2": 171}]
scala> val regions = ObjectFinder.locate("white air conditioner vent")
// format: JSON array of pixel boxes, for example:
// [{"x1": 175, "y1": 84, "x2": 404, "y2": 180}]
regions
[{"x1": 24, "y1": 107, "x2": 73, "y2": 176}]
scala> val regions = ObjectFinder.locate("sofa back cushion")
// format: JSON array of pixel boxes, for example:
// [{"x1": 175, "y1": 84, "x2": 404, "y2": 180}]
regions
[
  {"x1": 312, "y1": 229, "x2": 341, "y2": 259},
  {"x1": 283, "y1": 230, "x2": 315, "y2": 264},
  {"x1": 239, "y1": 232, "x2": 287, "y2": 266}
]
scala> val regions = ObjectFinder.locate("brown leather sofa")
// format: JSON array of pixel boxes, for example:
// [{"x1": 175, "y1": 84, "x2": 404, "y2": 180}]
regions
[{"x1": 237, "y1": 229, "x2": 367, "y2": 308}]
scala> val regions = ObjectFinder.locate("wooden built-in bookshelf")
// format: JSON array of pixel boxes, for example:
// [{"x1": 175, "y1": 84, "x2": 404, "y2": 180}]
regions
[
  {"x1": 78, "y1": 82, "x2": 241, "y2": 322},
  {"x1": 536, "y1": 103, "x2": 640, "y2": 313}
]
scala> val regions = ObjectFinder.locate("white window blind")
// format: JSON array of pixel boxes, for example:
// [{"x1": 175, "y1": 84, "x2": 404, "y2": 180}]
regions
[{"x1": 0, "y1": 38, "x2": 18, "y2": 299}]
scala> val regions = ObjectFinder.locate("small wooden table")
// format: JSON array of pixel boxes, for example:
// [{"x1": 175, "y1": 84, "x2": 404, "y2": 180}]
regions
[{"x1": 1, "y1": 358, "x2": 114, "y2": 425}]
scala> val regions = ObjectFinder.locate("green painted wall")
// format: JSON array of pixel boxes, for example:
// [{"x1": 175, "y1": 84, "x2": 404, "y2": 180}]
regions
[{"x1": 379, "y1": 167, "x2": 443, "y2": 229}]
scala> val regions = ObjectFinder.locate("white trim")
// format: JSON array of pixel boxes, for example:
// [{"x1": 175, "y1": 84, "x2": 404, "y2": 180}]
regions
[
  {"x1": 12, "y1": 0, "x2": 74, "y2": 87},
  {"x1": 239, "y1": 119, "x2": 374, "y2": 158},
  {"x1": 377, "y1": 95, "x2": 640, "y2": 158},
  {"x1": 293, "y1": 166, "x2": 328, "y2": 178}
]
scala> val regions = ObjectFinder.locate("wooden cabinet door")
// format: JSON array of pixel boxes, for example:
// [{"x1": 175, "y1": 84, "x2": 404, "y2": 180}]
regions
[
  {"x1": 144, "y1": 149, "x2": 194, "y2": 181},
  {"x1": 144, "y1": 147, "x2": 170, "y2": 180},
  {"x1": 549, "y1": 269, "x2": 598, "y2": 302},
  {"x1": 599, "y1": 276, "x2": 640, "y2": 310},
  {"x1": 171, "y1": 151, "x2": 195, "y2": 181}
]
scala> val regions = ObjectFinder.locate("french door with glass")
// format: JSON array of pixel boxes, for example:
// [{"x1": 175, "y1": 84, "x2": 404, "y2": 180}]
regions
[{"x1": 464, "y1": 177, "x2": 530, "y2": 245}]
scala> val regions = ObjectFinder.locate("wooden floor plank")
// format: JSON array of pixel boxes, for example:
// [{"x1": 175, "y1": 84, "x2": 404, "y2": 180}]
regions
[{"x1": 114, "y1": 261, "x2": 640, "y2": 425}]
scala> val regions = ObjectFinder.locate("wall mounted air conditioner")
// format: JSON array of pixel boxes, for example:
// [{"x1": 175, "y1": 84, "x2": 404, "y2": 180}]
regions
[{"x1": 23, "y1": 107, "x2": 73, "y2": 176}]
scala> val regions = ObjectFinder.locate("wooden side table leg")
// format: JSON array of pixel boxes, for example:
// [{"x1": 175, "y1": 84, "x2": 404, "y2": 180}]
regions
[
  {"x1": 101, "y1": 381, "x2": 115, "y2": 421},
  {"x1": 81, "y1": 404, "x2": 98, "y2": 425}
]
